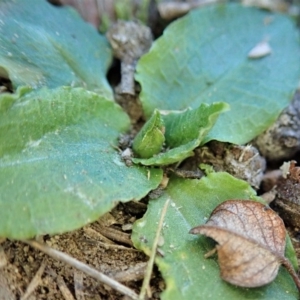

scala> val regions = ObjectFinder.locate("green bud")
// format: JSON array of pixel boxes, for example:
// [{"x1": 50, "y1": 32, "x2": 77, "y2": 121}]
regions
[{"x1": 132, "y1": 110, "x2": 165, "y2": 158}]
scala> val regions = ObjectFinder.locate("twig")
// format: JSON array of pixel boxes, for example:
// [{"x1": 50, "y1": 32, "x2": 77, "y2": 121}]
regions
[
  {"x1": 21, "y1": 260, "x2": 46, "y2": 300},
  {"x1": 83, "y1": 238, "x2": 139, "y2": 252},
  {"x1": 23, "y1": 240, "x2": 139, "y2": 300},
  {"x1": 0, "y1": 271, "x2": 15, "y2": 300},
  {"x1": 57, "y1": 275, "x2": 75, "y2": 300},
  {"x1": 120, "y1": 61, "x2": 136, "y2": 95},
  {"x1": 139, "y1": 198, "x2": 170, "y2": 300},
  {"x1": 95, "y1": 224, "x2": 133, "y2": 246},
  {"x1": 83, "y1": 226, "x2": 116, "y2": 245},
  {"x1": 74, "y1": 271, "x2": 85, "y2": 300},
  {"x1": 106, "y1": 21, "x2": 152, "y2": 96},
  {"x1": 111, "y1": 262, "x2": 147, "y2": 282},
  {"x1": 281, "y1": 256, "x2": 300, "y2": 292},
  {"x1": 204, "y1": 247, "x2": 217, "y2": 259},
  {"x1": 0, "y1": 245, "x2": 7, "y2": 268}
]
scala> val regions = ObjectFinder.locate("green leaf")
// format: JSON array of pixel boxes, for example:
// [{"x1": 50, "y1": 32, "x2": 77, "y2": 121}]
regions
[
  {"x1": 162, "y1": 102, "x2": 229, "y2": 147},
  {"x1": 136, "y1": 4, "x2": 300, "y2": 144},
  {"x1": 132, "y1": 110, "x2": 165, "y2": 158},
  {"x1": 0, "y1": 87, "x2": 162, "y2": 239},
  {"x1": 132, "y1": 102, "x2": 228, "y2": 166},
  {"x1": 132, "y1": 173, "x2": 298, "y2": 299},
  {"x1": 286, "y1": 235, "x2": 298, "y2": 271},
  {"x1": 0, "y1": 0, "x2": 113, "y2": 99},
  {"x1": 132, "y1": 140, "x2": 197, "y2": 166}
]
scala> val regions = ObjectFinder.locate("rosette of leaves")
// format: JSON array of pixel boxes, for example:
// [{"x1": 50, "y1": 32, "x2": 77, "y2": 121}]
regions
[{"x1": 132, "y1": 103, "x2": 229, "y2": 165}]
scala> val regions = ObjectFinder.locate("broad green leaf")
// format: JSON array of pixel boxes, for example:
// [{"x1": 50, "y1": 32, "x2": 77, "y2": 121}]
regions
[
  {"x1": 0, "y1": 87, "x2": 162, "y2": 239},
  {"x1": 136, "y1": 4, "x2": 300, "y2": 144},
  {"x1": 0, "y1": 0, "x2": 113, "y2": 99},
  {"x1": 132, "y1": 110, "x2": 165, "y2": 158},
  {"x1": 132, "y1": 173, "x2": 298, "y2": 299},
  {"x1": 132, "y1": 102, "x2": 228, "y2": 166}
]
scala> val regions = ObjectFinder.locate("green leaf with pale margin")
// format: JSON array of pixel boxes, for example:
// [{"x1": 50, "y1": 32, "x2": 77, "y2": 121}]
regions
[
  {"x1": 132, "y1": 110, "x2": 165, "y2": 158},
  {"x1": 136, "y1": 4, "x2": 300, "y2": 144},
  {"x1": 0, "y1": 87, "x2": 162, "y2": 239},
  {"x1": 162, "y1": 102, "x2": 229, "y2": 147},
  {"x1": 0, "y1": 0, "x2": 113, "y2": 99},
  {"x1": 132, "y1": 102, "x2": 228, "y2": 166},
  {"x1": 132, "y1": 173, "x2": 298, "y2": 299}
]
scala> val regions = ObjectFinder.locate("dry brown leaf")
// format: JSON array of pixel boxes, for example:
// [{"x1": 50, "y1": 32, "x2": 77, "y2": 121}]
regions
[{"x1": 189, "y1": 200, "x2": 294, "y2": 288}]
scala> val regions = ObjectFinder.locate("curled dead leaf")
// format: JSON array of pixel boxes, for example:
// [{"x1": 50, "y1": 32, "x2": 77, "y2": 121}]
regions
[{"x1": 190, "y1": 200, "x2": 300, "y2": 290}]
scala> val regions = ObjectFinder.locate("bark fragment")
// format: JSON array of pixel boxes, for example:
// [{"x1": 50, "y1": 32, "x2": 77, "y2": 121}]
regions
[
  {"x1": 254, "y1": 91, "x2": 300, "y2": 161},
  {"x1": 274, "y1": 161, "x2": 300, "y2": 228},
  {"x1": 183, "y1": 141, "x2": 266, "y2": 189}
]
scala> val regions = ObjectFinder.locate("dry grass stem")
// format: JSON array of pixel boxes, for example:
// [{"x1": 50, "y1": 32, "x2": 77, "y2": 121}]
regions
[
  {"x1": 21, "y1": 260, "x2": 46, "y2": 300},
  {"x1": 139, "y1": 198, "x2": 170, "y2": 300},
  {"x1": 23, "y1": 239, "x2": 139, "y2": 300}
]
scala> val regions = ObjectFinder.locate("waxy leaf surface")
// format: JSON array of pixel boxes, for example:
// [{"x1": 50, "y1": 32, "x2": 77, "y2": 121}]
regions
[
  {"x1": 136, "y1": 4, "x2": 300, "y2": 144},
  {"x1": 0, "y1": 0, "x2": 113, "y2": 99},
  {"x1": 0, "y1": 87, "x2": 162, "y2": 239}
]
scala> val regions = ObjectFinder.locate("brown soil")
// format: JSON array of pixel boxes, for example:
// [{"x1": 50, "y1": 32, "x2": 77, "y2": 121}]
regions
[
  {"x1": 1, "y1": 203, "x2": 300, "y2": 300},
  {"x1": 0, "y1": 202, "x2": 164, "y2": 300}
]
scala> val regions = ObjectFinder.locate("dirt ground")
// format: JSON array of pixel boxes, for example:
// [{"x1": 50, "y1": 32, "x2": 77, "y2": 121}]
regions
[
  {"x1": 1, "y1": 202, "x2": 300, "y2": 300},
  {"x1": 1, "y1": 199, "x2": 300, "y2": 300},
  {"x1": 0, "y1": 201, "x2": 165, "y2": 300}
]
